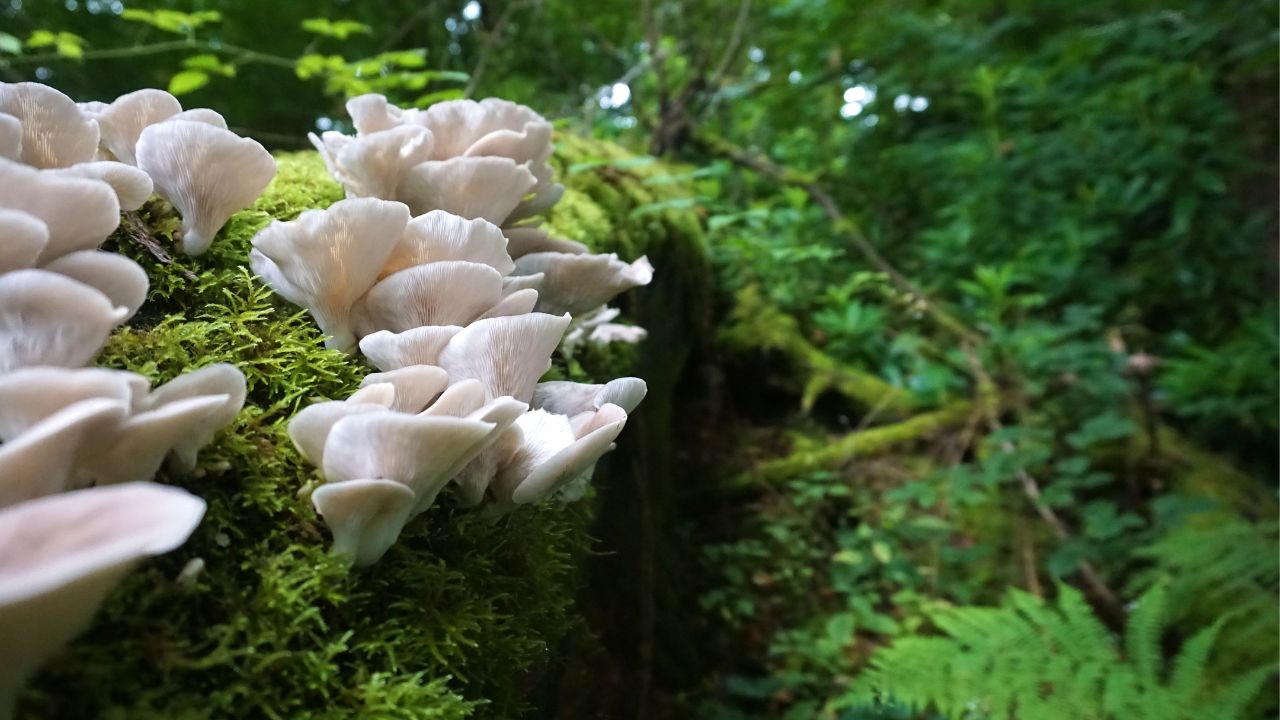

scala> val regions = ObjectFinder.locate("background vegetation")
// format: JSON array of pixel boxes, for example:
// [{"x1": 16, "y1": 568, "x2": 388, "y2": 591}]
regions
[{"x1": 2, "y1": 0, "x2": 1275, "y2": 717}]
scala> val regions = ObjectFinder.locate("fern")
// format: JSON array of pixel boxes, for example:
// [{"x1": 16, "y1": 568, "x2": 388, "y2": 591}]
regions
[{"x1": 837, "y1": 584, "x2": 1276, "y2": 720}]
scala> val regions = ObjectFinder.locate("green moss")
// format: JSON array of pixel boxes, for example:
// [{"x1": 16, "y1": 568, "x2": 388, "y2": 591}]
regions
[{"x1": 20, "y1": 141, "x2": 708, "y2": 719}]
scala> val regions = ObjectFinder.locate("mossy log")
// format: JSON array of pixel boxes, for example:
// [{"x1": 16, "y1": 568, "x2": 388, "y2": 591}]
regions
[
  {"x1": 720, "y1": 284, "x2": 916, "y2": 416},
  {"x1": 21, "y1": 137, "x2": 710, "y2": 720}
]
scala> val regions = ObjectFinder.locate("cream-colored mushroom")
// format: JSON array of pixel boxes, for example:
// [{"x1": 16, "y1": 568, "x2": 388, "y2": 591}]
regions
[
  {"x1": 0, "y1": 482, "x2": 204, "y2": 718},
  {"x1": 287, "y1": 401, "x2": 391, "y2": 467},
  {"x1": 141, "y1": 364, "x2": 247, "y2": 473},
  {"x1": 512, "y1": 252, "x2": 654, "y2": 316},
  {"x1": 476, "y1": 288, "x2": 539, "y2": 320},
  {"x1": 345, "y1": 93, "x2": 427, "y2": 136},
  {"x1": 503, "y1": 226, "x2": 588, "y2": 259},
  {"x1": 46, "y1": 161, "x2": 154, "y2": 211},
  {"x1": 0, "y1": 82, "x2": 99, "y2": 168},
  {"x1": 355, "y1": 261, "x2": 505, "y2": 333},
  {"x1": 358, "y1": 365, "x2": 449, "y2": 414},
  {"x1": 0, "y1": 367, "x2": 143, "y2": 441},
  {"x1": 309, "y1": 124, "x2": 433, "y2": 200},
  {"x1": 0, "y1": 113, "x2": 19, "y2": 161},
  {"x1": 169, "y1": 108, "x2": 226, "y2": 129},
  {"x1": 433, "y1": 312, "x2": 572, "y2": 402},
  {"x1": 89, "y1": 88, "x2": 181, "y2": 165},
  {"x1": 310, "y1": 478, "x2": 415, "y2": 568},
  {"x1": 86, "y1": 394, "x2": 232, "y2": 486},
  {"x1": 135, "y1": 120, "x2": 276, "y2": 255},
  {"x1": 495, "y1": 403, "x2": 628, "y2": 506},
  {"x1": 532, "y1": 377, "x2": 648, "y2": 417},
  {"x1": 421, "y1": 97, "x2": 551, "y2": 159},
  {"x1": 397, "y1": 156, "x2": 536, "y2": 222},
  {"x1": 42, "y1": 251, "x2": 150, "y2": 319},
  {"x1": 381, "y1": 210, "x2": 514, "y2": 278},
  {"x1": 0, "y1": 398, "x2": 128, "y2": 508},
  {"x1": 0, "y1": 158, "x2": 120, "y2": 263},
  {"x1": 0, "y1": 209, "x2": 47, "y2": 274},
  {"x1": 0, "y1": 270, "x2": 126, "y2": 372},
  {"x1": 249, "y1": 197, "x2": 409, "y2": 351},
  {"x1": 358, "y1": 325, "x2": 463, "y2": 371},
  {"x1": 417, "y1": 379, "x2": 486, "y2": 418}
]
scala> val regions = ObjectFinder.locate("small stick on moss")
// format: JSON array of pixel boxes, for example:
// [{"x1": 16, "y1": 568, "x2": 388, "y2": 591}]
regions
[{"x1": 122, "y1": 212, "x2": 197, "y2": 281}]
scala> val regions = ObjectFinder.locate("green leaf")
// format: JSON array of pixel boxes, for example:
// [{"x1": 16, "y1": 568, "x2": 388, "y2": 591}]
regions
[
  {"x1": 0, "y1": 32, "x2": 22, "y2": 55},
  {"x1": 301, "y1": 18, "x2": 372, "y2": 39},
  {"x1": 168, "y1": 70, "x2": 210, "y2": 96},
  {"x1": 183, "y1": 54, "x2": 236, "y2": 77},
  {"x1": 25, "y1": 29, "x2": 58, "y2": 48}
]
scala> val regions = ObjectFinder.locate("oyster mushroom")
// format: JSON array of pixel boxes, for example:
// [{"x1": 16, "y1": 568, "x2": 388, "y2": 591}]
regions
[
  {"x1": 88, "y1": 88, "x2": 181, "y2": 165},
  {"x1": 433, "y1": 312, "x2": 572, "y2": 402},
  {"x1": 511, "y1": 252, "x2": 654, "y2": 316},
  {"x1": 47, "y1": 161, "x2": 154, "y2": 211},
  {"x1": 0, "y1": 113, "x2": 19, "y2": 161},
  {"x1": 249, "y1": 197, "x2": 410, "y2": 351},
  {"x1": 354, "y1": 261, "x2": 506, "y2": 334},
  {"x1": 357, "y1": 365, "x2": 449, "y2": 414},
  {"x1": 310, "y1": 479, "x2": 415, "y2": 568},
  {"x1": 0, "y1": 158, "x2": 120, "y2": 263},
  {"x1": 0, "y1": 270, "x2": 126, "y2": 372},
  {"x1": 0, "y1": 82, "x2": 99, "y2": 168},
  {"x1": 308, "y1": 124, "x2": 433, "y2": 200},
  {"x1": 492, "y1": 404, "x2": 628, "y2": 507},
  {"x1": 0, "y1": 482, "x2": 205, "y2": 718},
  {"x1": 140, "y1": 364, "x2": 247, "y2": 473},
  {"x1": 135, "y1": 120, "x2": 276, "y2": 255},
  {"x1": 42, "y1": 251, "x2": 150, "y2": 319},
  {"x1": 397, "y1": 156, "x2": 536, "y2": 222},
  {"x1": 0, "y1": 398, "x2": 128, "y2": 508},
  {"x1": 358, "y1": 325, "x2": 464, "y2": 371},
  {"x1": 380, "y1": 210, "x2": 514, "y2": 278},
  {"x1": 0, "y1": 209, "x2": 47, "y2": 273}
]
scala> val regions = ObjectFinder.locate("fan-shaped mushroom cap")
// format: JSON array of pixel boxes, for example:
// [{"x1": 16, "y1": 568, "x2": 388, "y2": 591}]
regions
[
  {"x1": 347, "y1": 383, "x2": 396, "y2": 406},
  {"x1": 0, "y1": 113, "x2": 20, "y2": 161},
  {"x1": 250, "y1": 197, "x2": 408, "y2": 351},
  {"x1": 421, "y1": 97, "x2": 550, "y2": 160},
  {"x1": 0, "y1": 158, "x2": 120, "y2": 263},
  {"x1": 91, "y1": 88, "x2": 181, "y2": 165},
  {"x1": 142, "y1": 364, "x2": 247, "y2": 473},
  {"x1": 448, "y1": 396, "x2": 530, "y2": 507},
  {"x1": 43, "y1": 251, "x2": 150, "y2": 319},
  {"x1": 434, "y1": 312, "x2": 571, "y2": 402},
  {"x1": 346, "y1": 93, "x2": 426, "y2": 136},
  {"x1": 381, "y1": 210, "x2": 514, "y2": 278},
  {"x1": 135, "y1": 120, "x2": 276, "y2": 255},
  {"x1": 418, "y1": 379, "x2": 486, "y2": 418},
  {"x1": 476, "y1": 288, "x2": 539, "y2": 320},
  {"x1": 0, "y1": 367, "x2": 143, "y2": 441},
  {"x1": 501, "y1": 272, "x2": 544, "y2": 293},
  {"x1": 81, "y1": 394, "x2": 231, "y2": 486},
  {"x1": 287, "y1": 401, "x2": 391, "y2": 468},
  {"x1": 504, "y1": 403, "x2": 628, "y2": 505},
  {"x1": 47, "y1": 161, "x2": 154, "y2": 210},
  {"x1": 532, "y1": 377, "x2": 648, "y2": 417},
  {"x1": 358, "y1": 365, "x2": 449, "y2": 413},
  {"x1": 513, "y1": 252, "x2": 654, "y2": 316},
  {"x1": 0, "y1": 270, "x2": 126, "y2": 372},
  {"x1": 398, "y1": 156, "x2": 536, "y2": 222},
  {"x1": 0, "y1": 398, "x2": 128, "y2": 508},
  {"x1": 312, "y1": 124, "x2": 434, "y2": 200},
  {"x1": 357, "y1": 261, "x2": 505, "y2": 333},
  {"x1": 508, "y1": 161, "x2": 564, "y2": 224},
  {"x1": 170, "y1": 108, "x2": 226, "y2": 128},
  {"x1": 0, "y1": 209, "x2": 47, "y2": 273},
  {"x1": 503, "y1": 227, "x2": 588, "y2": 259},
  {"x1": 0, "y1": 482, "x2": 204, "y2": 715},
  {"x1": 358, "y1": 325, "x2": 463, "y2": 371},
  {"x1": 0, "y1": 82, "x2": 99, "y2": 168},
  {"x1": 321, "y1": 412, "x2": 496, "y2": 509},
  {"x1": 311, "y1": 479, "x2": 415, "y2": 568}
]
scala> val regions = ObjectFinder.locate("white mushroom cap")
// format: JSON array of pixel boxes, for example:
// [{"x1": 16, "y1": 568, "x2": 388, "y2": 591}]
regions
[
  {"x1": 169, "y1": 108, "x2": 226, "y2": 129},
  {"x1": 141, "y1": 364, "x2": 247, "y2": 473},
  {"x1": 43, "y1": 251, "x2": 150, "y2": 319},
  {"x1": 356, "y1": 261, "x2": 505, "y2": 333},
  {"x1": 91, "y1": 88, "x2": 181, "y2": 165},
  {"x1": 503, "y1": 226, "x2": 588, "y2": 259},
  {"x1": 421, "y1": 97, "x2": 551, "y2": 160},
  {"x1": 46, "y1": 161, "x2": 154, "y2": 211},
  {"x1": 0, "y1": 398, "x2": 128, "y2": 508},
  {"x1": 512, "y1": 252, "x2": 654, "y2": 316},
  {"x1": 476, "y1": 288, "x2": 539, "y2": 320},
  {"x1": 0, "y1": 82, "x2": 99, "y2": 168},
  {"x1": 398, "y1": 156, "x2": 536, "y2": 223},
  {"x1": 345, "y1": 93, "x2": 427, "y2": 136},
  {"x1": 346, "y1": 383, "x2": 396, "y2": 406},
  {"x1": 310, "y1": 478, "x2": 415, "y2": 568},
  {"x1": 287, "y1": 401, "x2": 391, "y2": 468},
  {"x1": 0, "y1": 367, "x2": 143, "y2": 441},
  {"x1": 312, "y1": 124, "x2": 434, "y2": 200},
  {"x1": 0, "y1": 482, "x2": 204, "y2": 714},
  {"x1": 0, "y1": 158, "x2": 120, "y2": 263},
  {"x1": 418, "y1": 379, "x2": 486, "y2": 418},
  {"x1": 249, "y1": 197, "x2": 409, "y2": 351},
  {"x1": 88, "y1": 394, "x2": 231, "y2": 486},
  {"x1": 501, "y1": 272, "x2": 544, "y2": 293},
  {"x1": 358, "y1": 325, "x2": 463, "y2": 371},
  {"x1": 321, "y1": 412, "x2": 496, "y2": 509},
  {"x1": 448, "y1": 396, "x2": 530, "y2": 507},
  {"x1": 0, "y1": 270, "x2": 127, "y2": 372},
  {"x1": 501, "y1": 403, "x2": 628, "y2": 505},
  {"x1": 135, "y1": 120, "x2": 277, "y2": 255},
  {"x1": 358, "y1": 365, "x2": 449, "y2": 414},
  {"x1": 381, "y1": 210, "x2": 514, "y2": 278},
  {"x1": 434, "y1": 312, "x2": 572, "y2": 402},
  {"x1": 0, "y1": 112, "x2": 20, "y2": 161},
  {"x1": 0, "y1": 209, "x2": 47, "y2": 273},
  {"x1": 532, "y1": 377, "x2": 648, "y2": 416}
]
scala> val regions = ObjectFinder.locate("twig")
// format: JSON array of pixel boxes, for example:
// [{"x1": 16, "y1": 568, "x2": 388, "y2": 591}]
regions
[
  {"x1": 122, "y1": 212, "x2": 197, "y2": 281},
  {"x1": 707, "y1": 0, "x2": 751, "y2": 88},
  {"x1": 2, "y1": 39, "x2": 295, "y2": 69}
]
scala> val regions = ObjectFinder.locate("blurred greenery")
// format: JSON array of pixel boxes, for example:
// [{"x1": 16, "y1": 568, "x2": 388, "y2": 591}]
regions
[{"x1": 2, "y1": 0, "x2": 1275, "y2": 717}]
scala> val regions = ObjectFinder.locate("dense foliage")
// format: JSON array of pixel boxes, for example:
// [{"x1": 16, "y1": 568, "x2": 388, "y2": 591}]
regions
[{"x1": 1, "y1": 0, "x2": 1274, "y2": 718}]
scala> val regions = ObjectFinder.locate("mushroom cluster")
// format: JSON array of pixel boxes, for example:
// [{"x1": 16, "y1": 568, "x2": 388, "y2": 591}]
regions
[
  {"x1": 255, "y1": 94, "x2": 653, "y2": 565},
  {"x1": 0, "y1": 82, "x2": 260, "y2": 713},
  {"x1": 0, "y1": 81, "x2": 276, "y2": 256}
]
